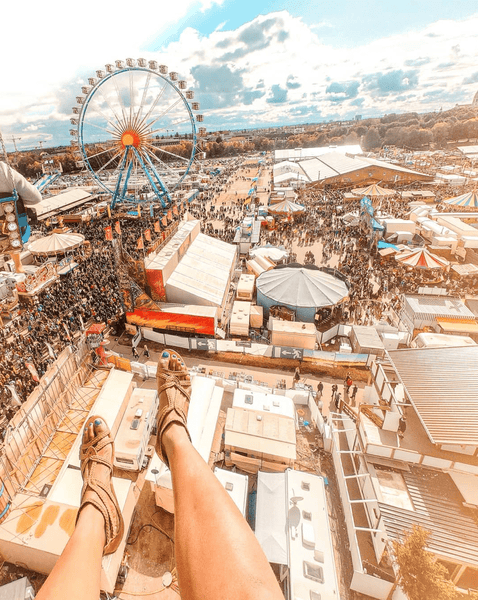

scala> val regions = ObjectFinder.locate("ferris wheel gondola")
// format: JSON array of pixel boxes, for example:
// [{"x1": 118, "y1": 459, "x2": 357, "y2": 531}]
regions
[{"x1": 70, "y1": 59, "x2": 205, "y2": 208}]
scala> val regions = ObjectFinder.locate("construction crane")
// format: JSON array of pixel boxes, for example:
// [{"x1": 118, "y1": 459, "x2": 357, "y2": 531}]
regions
[{"x1": 10, "y1": 135, "x2": 21, "y2": 153}]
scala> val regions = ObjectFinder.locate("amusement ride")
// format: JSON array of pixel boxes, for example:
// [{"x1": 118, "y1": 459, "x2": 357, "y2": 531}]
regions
[{"x1": 70, "y1": 58, "x2": 205, "y2": 208}]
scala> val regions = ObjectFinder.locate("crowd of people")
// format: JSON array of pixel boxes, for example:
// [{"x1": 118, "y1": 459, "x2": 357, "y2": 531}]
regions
[{"x1": 1, "y1": 154, "x2": 477, "y2": 432}]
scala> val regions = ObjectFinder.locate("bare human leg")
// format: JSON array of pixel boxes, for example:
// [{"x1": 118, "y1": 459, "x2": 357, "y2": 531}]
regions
[
  {"x1": 157, "y1": 351, "x2": 283, "y2": 600},
  {"x1": 36, "y1": 418, "x2": 118, "y2": 600}
]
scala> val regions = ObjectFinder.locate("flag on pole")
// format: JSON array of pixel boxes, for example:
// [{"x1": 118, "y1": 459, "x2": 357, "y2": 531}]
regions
[
  {"x1": 137, "y1": 204, "x2": 142, "y2": 218},
  {"x1": 172, "y1": 205, "x2": 179, "y2": 216},
  {"x1": 5, "y1": 384, "x2": 21, "y2": 407},
  {"x1": 107, "y1": 204, "x2": 112, "y2": 219},
  {"x1": 62, "y1": 322, "x2": 72, "y2": 341},
  {"x1": 45, "y1": 342, "x2": 56, "y2": 360},
  {"x1": 162, "y1": 215, "x2": 168, "y2": 227},
  {"x1": 144, "y1": 229, "x2": 151, "y2": 242},
  {"x1": 167, "y1": 209, "x2": 173, "y2": 222},
  {"x1": 25, "y1": 361, "x2": 40, "y2": 383},
  {"x1": 154, "y1": 220, "x2": 161, "y2": 233},
  {"x1": 115, "y1": 221, "x2": 122, "y2": 235},
  {"x1": 104, "y1": 226, "x2": 113, "y2": 241},
  {"x1": 137, "y1": 235, "x2": 144, "y2": 250}
]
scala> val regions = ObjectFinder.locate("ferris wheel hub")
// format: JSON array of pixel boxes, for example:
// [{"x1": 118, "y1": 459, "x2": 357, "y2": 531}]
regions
[{"x1": 121, "y1": 130, "x2": 141, "y2": 148}]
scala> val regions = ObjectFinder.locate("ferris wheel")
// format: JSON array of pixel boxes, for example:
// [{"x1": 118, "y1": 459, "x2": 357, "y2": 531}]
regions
[{"x1": 70, "y1": 58, "x2": 205, "y2": 208}]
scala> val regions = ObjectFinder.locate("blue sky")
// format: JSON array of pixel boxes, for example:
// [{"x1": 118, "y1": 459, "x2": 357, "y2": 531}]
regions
[
  {"x1": 1, "y1": 0, "x2": 478, "y2": 150},
  {"x1": 155, "y1": 0, "x2": 478, "y2": 48}
]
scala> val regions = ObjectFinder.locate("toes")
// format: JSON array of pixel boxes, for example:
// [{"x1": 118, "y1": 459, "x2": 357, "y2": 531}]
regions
[
  {"x1": 88, "y1": 421, "x2": 95, "y2": 442},
  {"x1": 83, "y1": 421, "x2": 91, "y2": 444},
  {"x1": 93, "y1": 417, "x2": 108, "y2": 437},
  {"x1": 170, "y1": 354, "x2": 179, "y2": 371},
  {"x1": 158, "y1": 351, "x2": 170, "y2": 371},
  {"x1": 179, "y1": 360, "x2": 189, "y2": 375}
]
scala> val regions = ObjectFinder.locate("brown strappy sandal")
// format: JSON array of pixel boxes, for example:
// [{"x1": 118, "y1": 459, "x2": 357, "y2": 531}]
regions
[
  {"x1": 78, "y1": 415, "x2": 124, "y2": 555},
  {"x1": 156, "y1": 349, "x2": 192, "y2": 469}
]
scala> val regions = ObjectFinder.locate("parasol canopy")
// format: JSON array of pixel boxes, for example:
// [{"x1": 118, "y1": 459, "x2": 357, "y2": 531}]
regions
[
  {"x1": 28, "y1": 232, "x2": 85, "y2": 256},
  {"x1": 395, "y1": 247, "x2": 448, "y2": 269},
  {"x1": 444, "y1": 191, "x2": 478, "y2": 208},
  {"x1": 352, "y1": 183, "x2": 395, "y2": 197},
  {"x1": 268, "y1": 199, "x2": 305, "y2": 215}
]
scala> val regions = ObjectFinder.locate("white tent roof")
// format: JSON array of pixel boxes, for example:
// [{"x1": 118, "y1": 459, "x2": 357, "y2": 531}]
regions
[
  {"x1": 249, "y1": 246, "x2": 288, "y2": 262},
  {"x1": 257, "y1": 267, "x2": 348, "y2": 308},
  {"x1": 166, "y1": 233, "x2": 236, "y2": 307},
  {"x1": 28, "y1": 232, "x2": 85, "y2": 256},
  {"x1": 255, "y1": 471, "x2": 288, "y2": 565}
]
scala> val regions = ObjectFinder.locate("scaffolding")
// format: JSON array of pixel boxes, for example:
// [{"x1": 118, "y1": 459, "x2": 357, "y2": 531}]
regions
[{"x1": 0, "y1": 342, "x2": 109, "y2": 500}]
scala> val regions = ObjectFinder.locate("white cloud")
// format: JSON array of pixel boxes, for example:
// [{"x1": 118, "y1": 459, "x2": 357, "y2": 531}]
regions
[{"x1": 2, "y1": 8, "x2": 478, "y2": 148}]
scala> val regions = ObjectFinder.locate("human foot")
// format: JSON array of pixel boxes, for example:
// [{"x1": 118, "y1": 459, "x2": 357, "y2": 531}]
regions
[
  {"x1": 78, "y1": 416, "x2": 124, "y2": 555},
  {"x1": 156, "y1": 350, "x2": 192, "y2": 468}
]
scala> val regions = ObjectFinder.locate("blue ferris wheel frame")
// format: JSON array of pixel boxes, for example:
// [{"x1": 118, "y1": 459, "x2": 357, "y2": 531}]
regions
[{"x1": 77, "y1": 66, "x2": 198, "y2": 209}]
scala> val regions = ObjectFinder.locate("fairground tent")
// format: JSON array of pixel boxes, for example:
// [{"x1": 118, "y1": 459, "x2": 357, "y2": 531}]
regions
[
  {"x1": 352, "y1": 183, "x2": 395, "y2": 197},
  {"x1": 444, "y1": 191, "x2": 478, "y2": 208},
  {"x1": 257, "y1": 266, "x2": 349, "y2": 308},
  {"x1": 395, "y1": 247, "x2": 449, "y2": 269},
  {"x1": 268, "y1": 199, "x2": 305, "y2": 215},
  {"x1": 28, "y1": 232, "x2": 85, "y2": 256}
]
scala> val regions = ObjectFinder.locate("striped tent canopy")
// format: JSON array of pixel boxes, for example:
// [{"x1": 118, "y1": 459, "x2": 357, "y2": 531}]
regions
[
  {"x1": 268, "y1": 199, "x2": 305, "y2": 215},
  {"x1": 351, "y1": 183, "x2": 395, "y2": 197},
  {"x1": 395, "y1": 247, "x2": 448, "y2": 269},
  {"x1": 444, "y1": 190, "x2": 478, "y2": 208},
  {"x1": 28, "y1": 232, "x2": 85, "y2": 256}
]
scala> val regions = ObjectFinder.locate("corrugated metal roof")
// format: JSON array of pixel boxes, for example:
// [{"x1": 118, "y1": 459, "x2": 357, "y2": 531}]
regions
[
  {"x1": 293, "y1": 153, "x2": 431, "y2": 184},
  {"x1": 403, "y1": 294, "x2": 475, "y2": 321},
  {"x1": 387, "y1": 346, "x2": 478, "y2": 445},
  {"x1": 225, "y1": 408, "x2": 296, "y2": 459},
  {"x1": 378, "y1": 466, "x2": 478, "y2": 567},
  {"x1": 436, "y1": 317, "x2": 478, "y2": 334}
]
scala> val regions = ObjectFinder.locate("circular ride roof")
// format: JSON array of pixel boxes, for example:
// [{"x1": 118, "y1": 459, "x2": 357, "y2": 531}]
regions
[
  {"x1": 257, "y1": 266, "x2": 349, "y2": 308},
  {"x1": 28, "y1": 232, "x2": 85, "y2": 256}
]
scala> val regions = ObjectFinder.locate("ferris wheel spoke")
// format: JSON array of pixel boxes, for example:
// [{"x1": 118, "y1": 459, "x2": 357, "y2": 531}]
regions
[
  {"x1": 135, "y1": 81, "x2": 168, "y2": 131},
  {"x1": 85, "y1": 120, "x2": 118, "y2": 137},
  {"x1": 129, "y1": 70, "x2": 135, "y2": 124},
  {"x1": 132, "y1": 72, "x2": 152, "y2": 130},
  {"x1": 97, "y1": 88, "x2": 126, "y2": 131},
  {"x1": 151, "y1": 145, "x2": 189, "y2": 163},
  {"x1": 138, "y1": 98, "x2": 182, "y2": 135},
  {"x1": 144, "y1": 145, "x2": 179, "y2": 180},
  {"x1": 89, "y1": 99, "x2": 124, "y2": 136},
  {"x1": 95, "y1": 150, "x2": 123, "y2": 174},
  {"x1": 112, "y1": 76, "x2": 129, "y2": 126},
  {"x1": 148, "y1": 116, "x2": 192, "y2": 137},
  {"x1": 86, "y1": 146, "x2": 117, "y2": 161}
]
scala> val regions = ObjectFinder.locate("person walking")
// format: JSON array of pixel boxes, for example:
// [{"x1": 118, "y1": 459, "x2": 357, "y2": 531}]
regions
[
  {"x1": 132, "y1": 345, "x2": 139, "y2": 360},
  {"x1": 143, "y1": 344, "x2": 150, "y2": 359},
  {"x1": 316, "y1": 381, "x2": 323, "y2": 397}
]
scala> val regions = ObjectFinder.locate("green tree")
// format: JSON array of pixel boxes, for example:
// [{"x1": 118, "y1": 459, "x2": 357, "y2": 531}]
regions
[
  {"x1": 392, "y1": 525, "x2": 457, "y2": 600},
  {"x1": 363, "y1": 127, "x2": 381, "y2": 150}
]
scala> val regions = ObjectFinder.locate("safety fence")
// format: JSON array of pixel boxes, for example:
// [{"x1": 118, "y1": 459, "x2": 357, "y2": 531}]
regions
[{"x1": 140, "y1": 327, "x2": 370, "y2": 367}]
